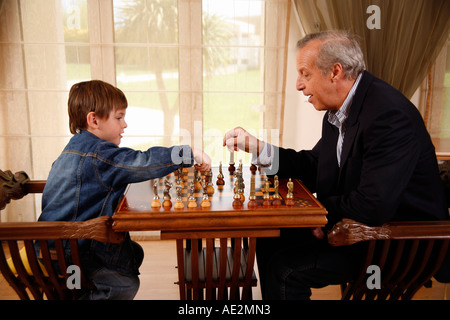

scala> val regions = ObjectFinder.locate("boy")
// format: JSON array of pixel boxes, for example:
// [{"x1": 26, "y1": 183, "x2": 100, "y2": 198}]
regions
[{"x1": 38, "y1": 80, "x2": 211, "y2": 299}]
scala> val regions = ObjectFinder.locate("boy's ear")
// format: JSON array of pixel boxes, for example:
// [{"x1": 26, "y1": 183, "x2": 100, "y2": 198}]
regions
[{"x1": 86, "y1": 112, "x2": 99, "y2": 129}]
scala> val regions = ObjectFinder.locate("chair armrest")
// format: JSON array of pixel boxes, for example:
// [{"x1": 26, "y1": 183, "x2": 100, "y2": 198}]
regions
[
  {"x1": 0, "y1": 216, "x2": 125, "y2": 244},
  {"x1": 0, "y1": 170, "x2": 30, "y2": 210},
  {"x1": 24, "y1": 180, "x2": 46, "y2": 194},
  {"x1": 327, "y1": 218, "x2": 391, "y2": 246},
  {"x1": 328, "y1": 218, "x2": 450, "y2": 246}
]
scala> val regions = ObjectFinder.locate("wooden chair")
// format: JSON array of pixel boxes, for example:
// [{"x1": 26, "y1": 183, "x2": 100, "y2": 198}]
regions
[
  {"x1": 176, "y1": 237, "x2": 257, "y2": 300},
  {"x1": 162, "y1": 229, "x2": 279, "y2": 300},
  {"x1": 0, "y1": 170, "x2": 125, "y2": 300},
  {"x1": 328, "y1": 218, "x2": 450, "y2": 300},
  {"x1": 326, "y1": 158, "x2": 450, "y2": 300}
]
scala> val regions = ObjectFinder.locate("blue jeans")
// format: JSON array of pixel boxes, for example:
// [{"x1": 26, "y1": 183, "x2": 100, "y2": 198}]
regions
[
  {"x1": 80, "y1": 267, "x2": 140, "y2": 300},
  {"x1": 256, "y1": 228, "x2": 364, "y2": 300}
]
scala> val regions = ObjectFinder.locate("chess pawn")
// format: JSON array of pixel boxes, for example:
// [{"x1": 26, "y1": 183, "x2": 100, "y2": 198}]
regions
[
  {"x1": 201, "y1": 193, "x2": 211, "y2": 208},
  {"x1": 232, "y1": 179, "x2": 243, "y2": 208},
  {"x1": 262, "y1": 177, "x2": 271, "y2": 206},
  {"x1": 187, "y1": 182, "x2": 197, "y2": 208},
  {"x1": 272, "y1": 175, "x2": 282, "y2": 206},
  {"x1": 247, "y1": 195, "x2": 257, "y2": 209},
  {"x1": 201, "y1": 178, "x2": 211, "y2": 208},
  {"x1": 162, "y1": 178, "x2": 172, "y2": 208},
  {"x1": 176, "y1": 167, "x2": 184, "y2": 187},
  {"x1": 151, "y1": 180, "x2": 161, "y2": 208},
  {"x1": 285, "y1": 178, "x2": 295, "y2": 206},
  {"x1": 216, "y1": 162, "x2": 225, "y2": 190},
  {"x1": 151, "y1": 198, "x2": 161, "y2": 208},
  {"x1": 248, "y1": 174, "x2": 257, "y2": 209},
  {"x1": 250, "y1": 163, "x2": 257, "y2": 174},
  {"x1": 228, "y1": 151, "x2": 236, "y2": 174},
  {"x1": 206, "y1": 170, "x2": 215, "y2": 195},
  {"x1": 232, "y1": 191, "x2": 243, "y2": 208},
  {"x1": 216, "y1": 176, "x2": 225, "y2": 189},
  {"x1": 194, "y1": 168, "x2": 202, "y2": 191},
  {"x1": 174, "y1": 182, "x2": 184, "y2": 209},
  {"x1": 174, "y1": 198, "x2": 184, "y2": 209},
  {"x1": 188, "y1": 198, "x2": 197, "y2": 208}
]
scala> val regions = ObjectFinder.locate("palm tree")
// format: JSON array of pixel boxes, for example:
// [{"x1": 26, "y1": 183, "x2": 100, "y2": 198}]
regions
[{"x1": 115, "y1": 0, "x2": 232, "y2": 146}]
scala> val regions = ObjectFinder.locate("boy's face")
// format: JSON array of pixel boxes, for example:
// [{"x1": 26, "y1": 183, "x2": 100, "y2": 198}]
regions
[{"x1": 95, "y1": 108, "x2": 127, "y2": 146}]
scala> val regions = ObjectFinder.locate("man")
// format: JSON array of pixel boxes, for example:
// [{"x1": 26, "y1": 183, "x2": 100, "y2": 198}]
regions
[{"x1": 223, "y1": 30, "x2": 447, "y2": 299}]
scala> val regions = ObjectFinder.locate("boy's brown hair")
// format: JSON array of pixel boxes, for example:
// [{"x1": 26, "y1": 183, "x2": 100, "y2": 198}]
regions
[{"x1": 68, "y1": 80, "x2": 128, "y2": 134}]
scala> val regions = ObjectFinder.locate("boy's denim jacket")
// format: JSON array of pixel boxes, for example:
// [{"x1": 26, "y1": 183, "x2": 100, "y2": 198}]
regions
[{"x1": 38, "y1": 130, "x2": 193, "y2": 275}]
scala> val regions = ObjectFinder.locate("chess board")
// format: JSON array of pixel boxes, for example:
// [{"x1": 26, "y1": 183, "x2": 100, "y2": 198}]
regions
[{"x1": 112, "y1": 165, "x2": 327, "y2": 232}]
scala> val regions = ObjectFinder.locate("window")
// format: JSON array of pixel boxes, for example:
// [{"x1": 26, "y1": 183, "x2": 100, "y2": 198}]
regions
[
  {"x1": 202, "y1": 0, "x2": 264, "y2": 164},
  {"x1": 0, "y1": 0, "x2": 291, "y2": 221},
  {"x1": 442, "y1": 36, "x2": 450, "y2": 140},
  {"x1": 421, "y1": 33, "x2": 450, "y2": 155}
]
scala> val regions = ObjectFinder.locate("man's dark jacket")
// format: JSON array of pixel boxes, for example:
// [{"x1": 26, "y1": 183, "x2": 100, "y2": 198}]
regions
[{"x1": 274, "y1": 71, "x2": 448, "y2": 229}]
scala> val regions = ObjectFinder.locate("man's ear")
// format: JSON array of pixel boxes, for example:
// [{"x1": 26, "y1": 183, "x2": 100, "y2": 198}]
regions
[
  {"x1": 86, "y1": 112, "x2": 99, "y2": 129},
  {"x1": 330, "y1": 63, "x2": 344, "y2": 82}
]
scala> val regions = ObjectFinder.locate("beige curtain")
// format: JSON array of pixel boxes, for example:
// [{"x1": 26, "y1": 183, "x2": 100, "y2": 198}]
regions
[
  {"x1": 293, "y1": 0, "x2": 450, "y2": 98},
  {"x1": 0, "y1": 0, "x2": 293, "y2": 222},
  {"x1": 264, "y1": 0, "x2": 292, "y2": 146},
  {"x1": 0, "y1": 0, "x2": 68, "y2": 222}
]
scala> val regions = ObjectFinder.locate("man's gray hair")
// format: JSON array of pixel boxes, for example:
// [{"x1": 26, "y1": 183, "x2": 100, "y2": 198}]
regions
[{"x1": 297, "y1": 30, "x2": 366, "y2": 79}]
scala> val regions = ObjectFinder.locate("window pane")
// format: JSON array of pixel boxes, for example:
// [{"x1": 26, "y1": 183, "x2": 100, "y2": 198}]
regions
[
  {"x1": 116, "y1": 47, "x2": 179, "y2": 92},
  {"x1": 65, "y1": 45, "x2": 91, "y2": 85},
  {"x1": 441, "y1": 41, "x2": 450, "y2": 139},
  {"x1": 113, "y1": 0, "x2": 179, "y2": 147},
  {"x1": 203, "y1": 0, "x2": 264, "y2": 164},
  {"x1": 113, "y1": 0, "x2": 178, "y2": 44},
  {"x1": 203, "y1": 92, "x2": 262, "y2": 164},
  {"x1": 62, "y1": 0, "x2": 89, "y2": 43},
  {"x1": 62, "y1": 1, "x2": 90, "y2": 88}
]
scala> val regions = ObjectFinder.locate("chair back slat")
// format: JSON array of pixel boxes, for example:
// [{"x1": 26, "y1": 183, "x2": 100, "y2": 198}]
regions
[
  {"x1": 0, "y1": 242, "x2": 30, "y2": 300},
  {"x1": 23, "y1": 240, "x2": 54, "y2": 299},
  {"x1": 0, "y1": 171, "x2": 125, "y2": 300}
]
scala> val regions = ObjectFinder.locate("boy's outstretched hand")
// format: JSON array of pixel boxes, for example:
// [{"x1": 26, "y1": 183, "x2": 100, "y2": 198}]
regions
[{"x1": 192, "y1": 148, "x2": 211, "y2": 173}]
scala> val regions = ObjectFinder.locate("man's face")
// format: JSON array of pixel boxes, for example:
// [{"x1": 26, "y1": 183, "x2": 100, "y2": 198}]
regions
[{"x1": 296, "y1": 40, "x2": 338, "y2": 111}]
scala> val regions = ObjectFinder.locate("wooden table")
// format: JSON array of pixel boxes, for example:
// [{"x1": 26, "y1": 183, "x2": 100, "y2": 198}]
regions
[{"x1": 112, "y1": 166, "x2": 327, "y2": 300}]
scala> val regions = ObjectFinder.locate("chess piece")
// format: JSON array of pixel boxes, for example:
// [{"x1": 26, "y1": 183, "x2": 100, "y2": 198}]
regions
[
  {"x1": 187, "y1": 181, "x2": 197, "y2": 208},
  {"x1": 235, "y1": 164, "x2": 245, "y2": 202},
  {"x1": 206, "y1": 169, "x2": 215, "y2": 195},
  {"x1": 162, "y1": 177, "x2": 172, "y2": 208},
  {"x1": 272, "y1": 175, "x2": 281, "y2": 206},
  {"x1": 174, "y1": 181, "x2": 184, "y2": 209},
  {"x1": 200, "y1": 178, "x2": 211, "y2": 207},
  {"x1": 262, "y1": 177, "x2": 271, "y2": 206},
  {"x1": 151, "y1": 179, "x2": 161, "y2": 208},
  {"x1": 228, "y1": 151, "x2": 236, "y2": 174},
  {"x1": 286, "y1": 178, "x2": 295, "y2": 206},
  {"x1": 216, "y1": 161, "x2": 225, "y2": 189},
  {"x1": 176, "y1": 167, "x2": 184, "y2": 187},
  {"x1": 194, "y1": 167, "x2": 202, "y2": 191},
  {"x1": 232, "y1": 178, "x2": 243, "y2": 208},
  {"x1": 247, "y1": 173, "x2": 257, "y2": 208},
  {"x1": 250, "y1": 163, "x2": 257, "y2": 174}
]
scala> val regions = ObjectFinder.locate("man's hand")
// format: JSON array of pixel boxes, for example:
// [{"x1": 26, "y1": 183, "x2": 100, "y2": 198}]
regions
[
  {"x1": 223, "y1": 127, "x2": 265, "y2": 156},
  {"x1": 311, "y1": 227, "x2": 325, "y2": 240},
  {"x1": 192, "y1": 148, "x2": 211, "y2": 173}
]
